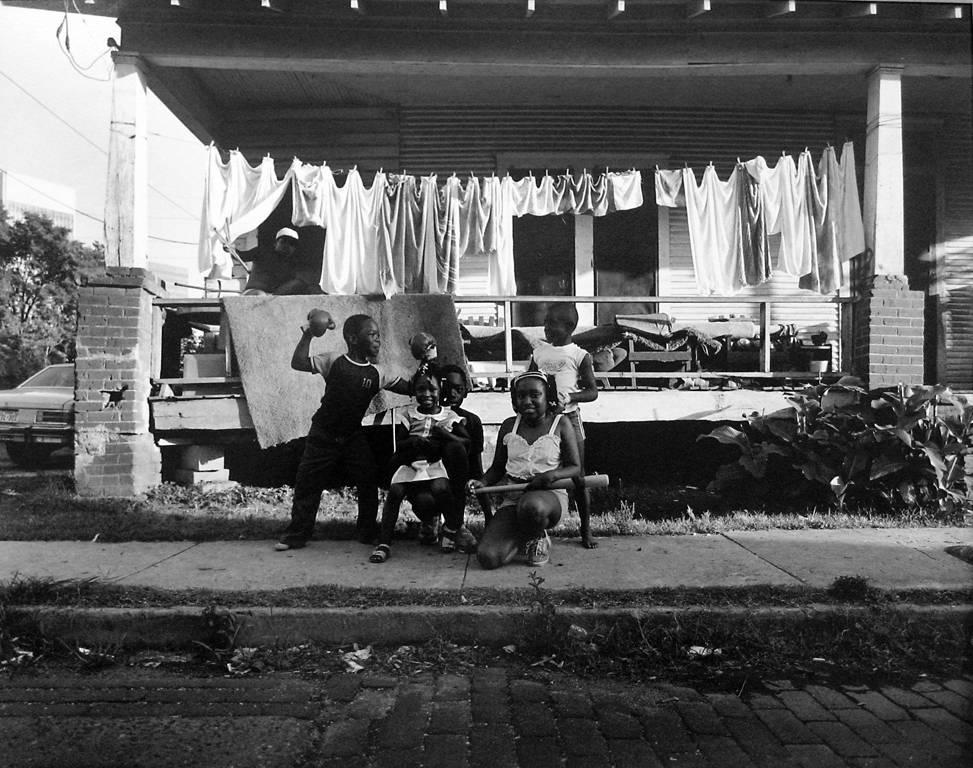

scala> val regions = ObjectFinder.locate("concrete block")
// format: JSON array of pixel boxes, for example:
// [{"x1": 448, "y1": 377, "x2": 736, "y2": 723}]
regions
[
  {"x1": 179, "y1": 445, "x2": 225, "y2": 472},
  {"x1": 173, "y1": 468, "x2": 231, "y2": 485}
]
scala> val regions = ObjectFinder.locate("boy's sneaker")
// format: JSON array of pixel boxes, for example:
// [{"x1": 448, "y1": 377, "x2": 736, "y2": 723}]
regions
[
  {"x1": 441, "y1": 525, "x2": 478, "y2": 554},
  {"x1": 525, "y1": 532, "x2": 551, "y2": 567},
  {"x1": 274, "y1": 536, "x2": 307, "y2": 552},
  {"x1": 419, "y1": 521, "x2": 439, "y2": 546}
]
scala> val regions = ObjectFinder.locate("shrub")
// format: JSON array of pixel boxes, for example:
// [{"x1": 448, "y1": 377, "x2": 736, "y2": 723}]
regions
[{"x1": 699, "y1": 382, "x2": 972, "y2": 517}]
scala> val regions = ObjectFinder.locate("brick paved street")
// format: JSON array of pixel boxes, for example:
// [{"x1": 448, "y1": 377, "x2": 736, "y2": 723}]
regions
[{"x1": 0, "y1": 667, "x2": 970, "y2": 767}]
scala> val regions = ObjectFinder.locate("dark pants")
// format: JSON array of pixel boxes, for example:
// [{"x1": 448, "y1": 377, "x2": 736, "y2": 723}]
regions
[
  {"x1": 282, "y1": 428, "x2": 379, "y2": 543},
  {"x1": 439, "y1": 441, "x2": 469, "y2": 530}
]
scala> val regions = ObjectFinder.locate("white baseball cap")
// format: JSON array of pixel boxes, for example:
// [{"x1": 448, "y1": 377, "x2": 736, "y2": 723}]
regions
[{"x1": 275, "y1": 227, "x2": 299, "y2": 242}]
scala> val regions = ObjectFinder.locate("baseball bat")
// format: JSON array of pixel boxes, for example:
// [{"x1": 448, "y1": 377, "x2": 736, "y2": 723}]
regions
[{"x1": 472, "y1": 473, "x2": 609, "y2": 495}]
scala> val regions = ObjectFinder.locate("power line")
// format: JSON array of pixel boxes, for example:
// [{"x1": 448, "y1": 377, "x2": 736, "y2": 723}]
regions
[
  {"x1": 0, "y1": 166, "x2": 197, "y2": 247},
  {"x1": 0, "y1": 70, "x2": 107, "y2": 156},
  {"x1": 0, "y1": 70, "x2": 202, "y2": 220}
]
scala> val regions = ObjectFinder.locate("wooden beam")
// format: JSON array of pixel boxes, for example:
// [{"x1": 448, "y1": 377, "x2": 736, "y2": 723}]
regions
[
  {"x1": 151, "y1": 395, "x2": 254, "y2": 432},
  {"x1": 607, "y1": 0, "x2": 625, "y2": 19},
  {"x1": 138, "y1": 61, "x2": 218, "y2": 146},
  {"x1": 105, "y1": 53, "x2": 148, "y2": 270},
  {"x1": 765, "y1": 1, "x2": 796, "y2": 18},
  {"x1": 686, "y1": 0, "x2": 710, "y2": 19},
  {"x1": 843, "y1": 2, "x2": 877, "y2": 17},
  {"x1": 125, "y1": 24, "x2": 973, "y2": 79}
]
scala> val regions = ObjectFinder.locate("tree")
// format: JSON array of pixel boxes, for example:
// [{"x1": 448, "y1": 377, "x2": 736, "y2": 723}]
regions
[{"x1": 0, "y1": 208, "x2": 103, "y2": 387}]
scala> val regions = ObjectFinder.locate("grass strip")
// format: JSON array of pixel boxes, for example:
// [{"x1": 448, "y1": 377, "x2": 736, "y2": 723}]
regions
[{"x1": 0, "y1": 475, "x2": 961, "y2": 543}]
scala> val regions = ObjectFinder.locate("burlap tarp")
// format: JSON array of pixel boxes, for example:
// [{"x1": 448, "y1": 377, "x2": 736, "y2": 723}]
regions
[{"x1": 223, "y1": 294, "x2": 464, "y2": 448}]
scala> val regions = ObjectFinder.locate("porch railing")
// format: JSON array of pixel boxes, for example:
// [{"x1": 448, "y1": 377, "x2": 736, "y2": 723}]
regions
[
  {"x1": 151, "y1": 293, "x2": 852, "y2": 394},
  {"x1": 455, "y1": 294, "x2": 852, "y2": 385}
]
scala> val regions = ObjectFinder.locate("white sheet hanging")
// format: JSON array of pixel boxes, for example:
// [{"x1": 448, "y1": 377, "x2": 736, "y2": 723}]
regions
[
  {"x1": 197, "y1": 147, "x2": 641, "y2": 297},
  {"x1": 659, "y1": 147, "x2": 864, "y2": 296},
  {"x1": 198, "y1": 146, "x2": 297, "y2": 274}
]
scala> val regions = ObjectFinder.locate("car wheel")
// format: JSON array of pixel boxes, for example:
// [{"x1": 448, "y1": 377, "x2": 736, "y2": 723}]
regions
[{"x1": 3, "y1": 443, "x2": 55, "y2": 468}]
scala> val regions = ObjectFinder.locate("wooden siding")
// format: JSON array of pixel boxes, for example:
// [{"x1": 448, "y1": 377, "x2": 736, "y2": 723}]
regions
[
  {"x1": 399, "y1": 106, "x2": 844, "y2": 177},
  {"x1": 939, "y1": 115, "x2": 973, "y2": 389}
]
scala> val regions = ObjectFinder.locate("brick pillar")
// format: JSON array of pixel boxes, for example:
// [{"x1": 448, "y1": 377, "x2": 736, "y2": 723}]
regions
[
  {"x1": 74, "y1": 267, "x2": 164, "y2": 496},
  {"x1": 852, "y1": 275, "x2": 924, "y2": 388}
]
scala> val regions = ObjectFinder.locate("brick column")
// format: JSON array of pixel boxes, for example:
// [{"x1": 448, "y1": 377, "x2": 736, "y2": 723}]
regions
[
  {"x1": 851, "y1": 275, "x2": 924, "y2": 388},
  {"x1": 74, "y1": 268, "x2": 165, "y2": 496}
]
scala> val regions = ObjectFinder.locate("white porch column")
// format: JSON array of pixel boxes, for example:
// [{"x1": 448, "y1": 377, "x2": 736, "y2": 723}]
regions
[
  {"x1": 574, "y1": 215, "x2": 595, "y2": 326},
  {"x1": 105, "y1": 53, "x2": 148, "y2": 268},
  {"x1": 862, "y1": 64, "x2": 905, "y2": 275}
]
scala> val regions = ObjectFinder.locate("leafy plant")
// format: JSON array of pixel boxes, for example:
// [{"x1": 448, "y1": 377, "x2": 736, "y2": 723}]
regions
[{"x1": 700, "y1": 382, "x2": 972, "y2": 517}]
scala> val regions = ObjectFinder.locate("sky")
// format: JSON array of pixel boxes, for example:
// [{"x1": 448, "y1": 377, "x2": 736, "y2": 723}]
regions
[{"x1": 0, "y1": 3, "x2": 206, "y2": 283}]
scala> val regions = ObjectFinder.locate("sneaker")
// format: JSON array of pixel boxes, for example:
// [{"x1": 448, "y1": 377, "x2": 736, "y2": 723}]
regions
[
  {"x1": 274, "y1": 536, "x2": 306, "y2": 552},
  {"x1": 442, "y1": 525, "x2": 478, "y2": 554},
  {"x1": 525, "y1": 532, "x2": 551, "y2": 566},
  {"x1": 419, "y1": 521, "x2": 439, "y2": 546}
]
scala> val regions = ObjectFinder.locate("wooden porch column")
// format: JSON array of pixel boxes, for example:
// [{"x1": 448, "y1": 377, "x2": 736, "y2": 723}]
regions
[
  {"x1": 105, "y1": 53, "x2": 148, "y2": 269},
  {"x1": 853, "y1": 64, "x2": 924, "y2": 387},
  {"x1": 862, "y1": 64, "x2": 905, "y2": 275}
]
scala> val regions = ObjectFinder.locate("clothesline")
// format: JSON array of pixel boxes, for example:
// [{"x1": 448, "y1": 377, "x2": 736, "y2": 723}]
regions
[
  {"x1": 199, "y1": 146, "x2": 644, "y2": 297},
  {"x1": 654, "y1": 142, "x2": 865, "y2": 296}
]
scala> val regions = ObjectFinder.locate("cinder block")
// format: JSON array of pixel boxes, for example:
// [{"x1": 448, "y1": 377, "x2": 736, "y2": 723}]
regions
[
  {"x1": 179, "y1": 445, "x2": 225, "y2": 472},
  {"x1": 173, "y1": 468, "x2": 231, "y2": 485}
]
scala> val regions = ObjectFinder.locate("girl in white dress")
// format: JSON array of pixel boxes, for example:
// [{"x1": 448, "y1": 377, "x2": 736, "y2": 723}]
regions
[{"x1": 371, "y1": 369, "x2": 470, "y2": 563}]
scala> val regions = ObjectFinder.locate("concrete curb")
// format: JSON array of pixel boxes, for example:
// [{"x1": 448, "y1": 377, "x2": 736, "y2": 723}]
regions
[{"x1": 9, "y1": 603, "x2": 972, "y2": 649}]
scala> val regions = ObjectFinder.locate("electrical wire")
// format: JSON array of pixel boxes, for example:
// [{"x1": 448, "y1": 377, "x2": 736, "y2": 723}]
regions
[
  {"x1": 0, "y1": 166, "x2": 198, "y2": 246},
  {"x1": 56, "y1": 1, "x2": 112, "y2": 82},
  {"x1": 0, "y1": 70, "x2": 202, "y2": 221}
]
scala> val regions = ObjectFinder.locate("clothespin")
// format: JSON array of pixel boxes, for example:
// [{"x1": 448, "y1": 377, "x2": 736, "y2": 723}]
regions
[
  {"x1": 736, "y1": 157, "x2": 741, "y2": 164},
  {"x1": 654, "y1": 164, "x2": 660, "y2": 171},
  {"x1": 352, "y1": 164, "x2": 358, "y2": 171}
]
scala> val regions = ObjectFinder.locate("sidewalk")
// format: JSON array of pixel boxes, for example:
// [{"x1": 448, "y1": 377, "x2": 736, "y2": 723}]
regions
[{"x1": 1, "y1": 527, "x2": 970, "y2": 592}]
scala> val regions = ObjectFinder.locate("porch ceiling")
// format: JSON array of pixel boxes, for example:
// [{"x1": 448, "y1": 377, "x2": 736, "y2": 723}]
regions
[{"x1": 75, "y1": 0, "x2": 972, "y2": 145}]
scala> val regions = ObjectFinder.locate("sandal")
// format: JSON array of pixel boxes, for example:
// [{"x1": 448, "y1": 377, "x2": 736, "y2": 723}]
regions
[{"x1": 369, "y1": 544, "x2": 391, "y2": 564}]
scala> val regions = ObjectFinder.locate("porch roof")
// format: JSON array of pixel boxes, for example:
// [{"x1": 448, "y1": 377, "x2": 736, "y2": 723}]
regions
[{"x1": 14, "y1": 0, "x2": 970, "y2": 149}]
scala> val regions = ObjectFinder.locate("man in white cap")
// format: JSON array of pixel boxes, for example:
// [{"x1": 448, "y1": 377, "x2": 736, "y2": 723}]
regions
[{"x1": 241, "y1": 227, "x2": 322, "y2": 295}]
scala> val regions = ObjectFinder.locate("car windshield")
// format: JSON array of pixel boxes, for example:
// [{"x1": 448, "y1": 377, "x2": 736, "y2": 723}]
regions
[{"x1": 20, "y1": 366, "x2": 73, "y2": 389}]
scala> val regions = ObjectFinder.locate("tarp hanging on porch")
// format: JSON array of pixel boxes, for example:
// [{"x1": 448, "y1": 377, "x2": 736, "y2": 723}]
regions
[
  {"x1": 199, "y1": 146, "x2": 643, "y2": 297},
  {"x1": 222, "y1": 293, "x2": 465, "y2": 448}
]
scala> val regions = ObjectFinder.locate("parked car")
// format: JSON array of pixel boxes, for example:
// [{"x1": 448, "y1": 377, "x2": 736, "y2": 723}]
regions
[{"x1": 0, "y1": 363, "x2": 74, "y2": 468}]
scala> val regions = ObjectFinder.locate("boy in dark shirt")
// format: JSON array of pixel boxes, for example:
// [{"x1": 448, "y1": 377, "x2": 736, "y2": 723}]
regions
[
  {"x1": 275, "y1": 312, "x2": 411, "y2": 551},
  {"x1": 440, "y1": 363, "x2": 488, "y2": 525}
]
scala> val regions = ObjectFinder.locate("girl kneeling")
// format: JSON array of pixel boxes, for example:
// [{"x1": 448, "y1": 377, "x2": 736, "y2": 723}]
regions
[{"x1": 472, "y1": 372, "x2": 581, "y2": 569}]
